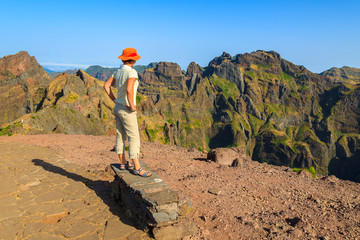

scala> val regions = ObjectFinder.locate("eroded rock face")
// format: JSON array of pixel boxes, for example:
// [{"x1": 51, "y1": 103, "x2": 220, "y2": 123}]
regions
[
  {"x1": 186, "y1": 62, "x2": 203, "y2": 78},
  {"x1": 0, "y1": 53, "x2": 115, "y2": 135},
  {"x1": 0, "y1": 51, "x2": 52, "y2": 125},
  {"x1": 206, "y1": 52, "x2": 245, "y2": 94},
  {"x1": 155, "y1": 62, "x2": 183, "y2": 79},
  {"x1": 133, "y1": 50, "x2": 360, "y2": 179},
  {"x1": 329, "y1": 135, "x2": 360, "y2": 182}
]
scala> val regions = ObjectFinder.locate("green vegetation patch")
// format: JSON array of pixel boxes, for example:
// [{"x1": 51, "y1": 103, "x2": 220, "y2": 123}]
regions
[
  {"x1": 265, "y1": 103, "x2": 284, "y2": 117},
  {"x1": 146, "y1": 127, "x2": 160, "y2": 141},
  {"x1": 65, "y1": 92, "x2": 80, "y2": 103},
  {"x1": 258, "y1": 64, "x2": 272, "y2": 69},
  {"x1": 248, "y1": 114, "x2": 265, "y2": 136},
  {"x1": 238, "y1": 117, "x2": 250, "y2": 132},
  {"x1": 0, "y1": 125, "x2": 11, "y2": 136},
  {"x1": 281, "y1": 72, "x2": 292, "y2": 81},
  {"x1": 136, "y1": 93, "x2": 145, "y2": 104},
  {"x1": 210, "y1": 75, "x2": 240, "y2": 99},
  {"x1": 295, "y1": 125, "x2": 323, "y2": 144},
  {"x1": 244, "y1": 71, "x2": 259, "y2": 80}
]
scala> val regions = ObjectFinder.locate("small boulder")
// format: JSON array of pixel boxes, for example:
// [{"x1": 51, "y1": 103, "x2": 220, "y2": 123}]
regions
[
  {"x1": 321, "y1": 175, "x2": 338, "y2": 183},
  {"x1": 298, "y1": 170, "x2": 313, "y2": 178},
  {"x1": 207, "y1": 148, "x2": 240, "y2": 166},
  {"x1": 231, "y1": 158, "x2": 244, "y2": 168},
  {"x1": 208, "y1": 188, "x2": 222, "y2": 195}
]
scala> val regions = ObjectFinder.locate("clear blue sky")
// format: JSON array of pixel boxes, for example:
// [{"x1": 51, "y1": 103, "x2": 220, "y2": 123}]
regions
[{"x1": 1, "y1": 0, "x2": 359, "y2": 73}]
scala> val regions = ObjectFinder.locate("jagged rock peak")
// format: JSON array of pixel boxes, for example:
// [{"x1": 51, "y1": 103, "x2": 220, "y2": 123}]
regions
[
  {"x1": 75, "y1": 69, "x2": 98, "y2": 88},
  {"x1": 0, "y1": 51, "x2": 38, "y2": 80},
  {"x1": 209, "y1": 51, "x2": 232, "y2": 66},
  {"x1": 221, "y1": 51, "x2": 232, "y2": 59},
  {"x1": 76, "y1": 69, "x2": 89, "y2": 79},
  {"x1": 155, "y1": 62, "x2": 183, "y2": 77},
  {"x1": 186, "y1": 62, "x2": 203, "y2": 78},
  {"x1": 234, "y1": 50, "x2": 282, "y2": 66}
]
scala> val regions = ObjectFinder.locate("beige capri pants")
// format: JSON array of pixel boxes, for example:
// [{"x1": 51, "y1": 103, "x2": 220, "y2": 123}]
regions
[{"x1": 113, "y1": 103, "x2": 140, "y2": 159}]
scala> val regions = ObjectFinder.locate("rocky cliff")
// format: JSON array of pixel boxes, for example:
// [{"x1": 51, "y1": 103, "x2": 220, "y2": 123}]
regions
[
  {"x1": 134, "y1": 51, "x2": 360, "y2": 181},
  {"x1": 0, "y1": 52, "x2": 116, "y2": 136},
  {"x1": 0, "y1": 51, "x2": 52, "y2": 125},
  {"x1": 1, "y1": 51, "x2": 359, "y2": 182}
]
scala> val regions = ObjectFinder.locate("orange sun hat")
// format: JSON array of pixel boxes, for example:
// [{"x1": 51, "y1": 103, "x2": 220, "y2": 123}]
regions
[{"x1": 118, "y1": 47, "x2": 141, "y2": 61}]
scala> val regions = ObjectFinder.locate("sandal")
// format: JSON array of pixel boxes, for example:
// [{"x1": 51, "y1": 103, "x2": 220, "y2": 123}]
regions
[
  {"x1": 132, "y1": 167, "x2": 152, "y2": 177},
  {"x1": 119, "y1": 161, "x2": 133, "y2": 170}
]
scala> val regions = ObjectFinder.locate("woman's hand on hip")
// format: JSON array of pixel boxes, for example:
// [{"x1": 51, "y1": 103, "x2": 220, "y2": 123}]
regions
[{"x1": 126, "y1": 105, "x2": 136, "y2": 112}]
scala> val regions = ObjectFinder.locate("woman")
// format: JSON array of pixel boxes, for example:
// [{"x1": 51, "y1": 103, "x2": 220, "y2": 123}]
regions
[{"x1": 104, "y1": 47, "x2": 151, "y2": 177}]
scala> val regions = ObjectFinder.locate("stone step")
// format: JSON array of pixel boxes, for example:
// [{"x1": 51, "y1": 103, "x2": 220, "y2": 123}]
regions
[{"x1": 110, "y1": 162, "x2": 196, "y2": 240}]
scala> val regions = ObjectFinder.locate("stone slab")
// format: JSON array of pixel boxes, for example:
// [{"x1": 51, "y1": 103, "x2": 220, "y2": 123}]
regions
[
  {"x1": 153, "y1": 220, "x2": 197, "y2": 240},
  {"x1": 111, "y1": 163, "x2": 164, "y2": 187},
  {"x1": 0, "y1": 141, "x2": 145, "y2": 240},
  {"x1": 110, "y1": 161, "x2": 196, "y2": 239}
]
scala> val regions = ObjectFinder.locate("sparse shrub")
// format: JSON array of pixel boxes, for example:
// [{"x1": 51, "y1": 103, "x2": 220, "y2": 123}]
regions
[
  {"x1": 14, "y1": 121, "x2": 23, "y2": 128},
  {"x1": 147, "y1": 128, "x2": 158, "y2": 140},
  {"x1": 65, "y1": 92, "x2": 79, "y2": 103},
  {"x1": 0, "y1": 125, "x2": 11, "y2": 136},
  {"x1": 293, "y1": 166, "x2": 317, "y2": 178}
]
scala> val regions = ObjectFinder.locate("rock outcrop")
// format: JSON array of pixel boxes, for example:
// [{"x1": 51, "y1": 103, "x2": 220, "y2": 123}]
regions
[
  {"x1": 0, "y1": 52, "x2": 115, "y2": 136},
  {"x1": 133, "y1": 50, "x2": 360, "y2": 180},
  {"x1": 0, "y1": 51, "x2": 52, "y2": 125}
]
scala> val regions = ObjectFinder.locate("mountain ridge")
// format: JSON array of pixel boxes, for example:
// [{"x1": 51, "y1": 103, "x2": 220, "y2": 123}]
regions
[
  {"x1": 1, "y1": 50, "x2": 359, "y2": 182},
  {"x1": 85, "y1": 63, "x2": 158, "y2": 81}
]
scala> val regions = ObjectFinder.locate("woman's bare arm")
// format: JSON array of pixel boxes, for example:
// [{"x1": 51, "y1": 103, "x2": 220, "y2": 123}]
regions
[
  {"x1": 127, "y1": 77, "x2": 137, "y2": 111},
  {"x1": 104, "y1": 76, "x2": 116, "y2": 101}
]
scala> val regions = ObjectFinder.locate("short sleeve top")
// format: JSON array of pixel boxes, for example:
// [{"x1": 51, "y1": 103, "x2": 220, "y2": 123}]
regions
[{"x1": 112, "y1": 65, "x2": 139, "y2": 106}]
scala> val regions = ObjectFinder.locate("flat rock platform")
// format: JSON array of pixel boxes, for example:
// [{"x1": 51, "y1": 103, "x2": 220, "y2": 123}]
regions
[{"x1": 0, "y1": 141, "x2": 149, "y2": 240}]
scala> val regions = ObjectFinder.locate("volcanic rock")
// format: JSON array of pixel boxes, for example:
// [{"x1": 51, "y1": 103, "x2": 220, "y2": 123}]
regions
[
  {"x1": 0, "y1": 51, "x2": 52, "y2": 125},
  {"x1": 207, "y1": 148, "x2": 240, "y2": 166}
]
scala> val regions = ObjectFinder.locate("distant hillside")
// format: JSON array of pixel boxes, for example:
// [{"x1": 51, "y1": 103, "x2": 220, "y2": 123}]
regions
[
  {"x1": 134, "y1": 63, "x2": 158, "y2": 74},
  {"x1": 85, "y1": 63, "x2": 158, "y2": 81},
  {"x1": 0, "y1": 52, "x2": 115, "y2": 136},
  {"x1": 85, "y1": 65, "x2": 117, "y2": 81},
  {"x1": 48, "y1": 72, "x2": 62, "y2": 78},
  {"x1": 1, "y1": 51, "x2": 360, "y2": 183},
  {"x1": 43, "y1": 67, "x2": 79, "y2": 79},
  {"x1": 63, "y1": 69, "x2": 77, "y2": 75},
  {"x1": 320, "y1": 66, "x2": 360, "y2": 82},
  {"x1": 44, "y1": 68, "x2": 54, "y2": 73}
]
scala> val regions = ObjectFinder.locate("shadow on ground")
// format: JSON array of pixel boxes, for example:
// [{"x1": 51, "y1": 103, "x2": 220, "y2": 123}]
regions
[{"x1": 31, "y1": 159, "x2": 145, "y2": 231}]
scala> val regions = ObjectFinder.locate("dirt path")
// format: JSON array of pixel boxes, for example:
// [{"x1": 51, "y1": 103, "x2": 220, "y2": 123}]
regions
[{"x1": 1, "y1": 134, "x2": 360, "y2": 240}]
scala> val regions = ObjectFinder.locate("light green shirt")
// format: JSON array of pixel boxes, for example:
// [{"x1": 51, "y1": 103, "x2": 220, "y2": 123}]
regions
[{"x1": 112, "y1": 65, "x2": 139, "y2": 106}]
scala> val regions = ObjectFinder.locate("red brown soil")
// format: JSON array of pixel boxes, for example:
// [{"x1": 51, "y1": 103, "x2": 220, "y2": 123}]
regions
[{"x1": 1, "y1": 134, "x2": 360, "y2": 240}]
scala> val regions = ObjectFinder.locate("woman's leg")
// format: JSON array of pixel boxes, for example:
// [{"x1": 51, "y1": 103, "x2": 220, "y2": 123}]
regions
[
  {"x1": 119, "y1": 105, "x2": 151, "y2": 176},
  {"x1": 114, "y1": 104, "x2": 128, "y2": 165}
]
